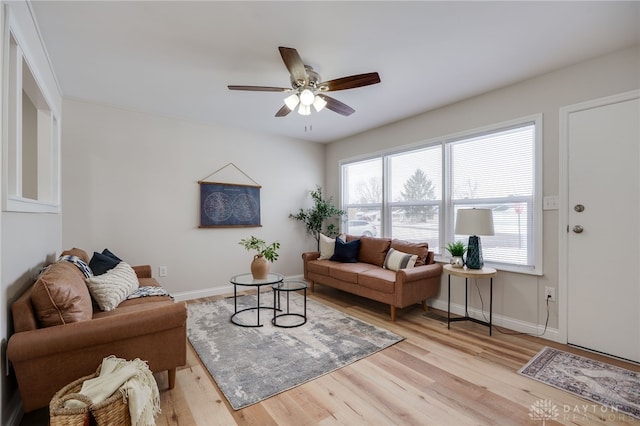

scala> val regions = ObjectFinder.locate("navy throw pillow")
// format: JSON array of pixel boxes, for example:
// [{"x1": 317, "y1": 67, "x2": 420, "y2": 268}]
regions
[
  {"x1": 101, "y1": 248, "x2": 122, "y2": 262},
  {"x1": 89, "y1": 252, "x2": 120, "y2": 276},
  {"x1": 330, "y1": 237, "x2": 361, "y2": 263}
]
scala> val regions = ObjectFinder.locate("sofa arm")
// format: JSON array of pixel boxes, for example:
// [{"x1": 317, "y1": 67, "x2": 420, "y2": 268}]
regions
[
  {"x1": 132, "y1": 264, "x2": 152, "y2": 278},
  {"x1": 397, "y1": 263, "x2": 443, "y2": 282},
  {"x1": 7, "y1": 302, "x2": 186, "y2": 361},
  {"x1": 302, "y1": 252, "x2": 320, "y2": 262}
]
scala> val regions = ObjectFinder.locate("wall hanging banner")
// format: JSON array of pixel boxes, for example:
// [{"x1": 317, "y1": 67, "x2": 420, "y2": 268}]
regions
[{"x1": 198, "y1": 164, "x2": 261, "y2": 228}]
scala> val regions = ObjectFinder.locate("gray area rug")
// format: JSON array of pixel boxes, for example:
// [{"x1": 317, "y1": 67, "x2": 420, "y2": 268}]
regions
[
  {"x1": 187, "y1": 293, "x2": 404, "y2": 410},
  {"x1": 518, "y1": 346, "x2": 640, "y2": 420}
]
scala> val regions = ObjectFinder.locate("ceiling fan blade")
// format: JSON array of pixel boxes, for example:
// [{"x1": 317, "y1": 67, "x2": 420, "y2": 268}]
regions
[
  {"x1": 228, "y1": 85, "x2": 290, "y2": 92},
  {"x1": 319, "y1": 72, "x2": 381, "y2": 92},
  {"x1": 278, "y1": 47, "x2": 308, "y2": 87},
  {"x1": 317, "y1": 94, "x2": 355, "y2": 116},
  {"x1": 275, "y1": 105, "x2": 292, "y2": 117}
]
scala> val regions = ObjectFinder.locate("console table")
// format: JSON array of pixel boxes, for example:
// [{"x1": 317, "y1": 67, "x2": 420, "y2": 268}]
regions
[{"x1": 444, "y1": 264, "x2": 497, "y2": 336}]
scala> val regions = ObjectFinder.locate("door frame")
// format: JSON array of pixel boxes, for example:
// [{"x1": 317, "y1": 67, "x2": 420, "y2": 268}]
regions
[{"x1": 558, "y1": 89, "x2": 640, "y2": 344}]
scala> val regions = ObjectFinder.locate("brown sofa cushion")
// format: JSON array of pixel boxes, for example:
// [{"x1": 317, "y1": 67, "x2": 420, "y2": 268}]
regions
[
  {"x1": 30, "y1": 261, "x2": 93, "y2": 327},
  {"x1": 357, "y1": 237, "x2": 391, "y2": 267},
  {"x1": 390, "y1": 240, "x2": 429, "y2": 266}
]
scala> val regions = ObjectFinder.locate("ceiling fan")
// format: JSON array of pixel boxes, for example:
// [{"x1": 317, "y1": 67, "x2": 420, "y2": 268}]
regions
[{"x1": 228, "y1": 46, "x2": 381, "y2": 117}]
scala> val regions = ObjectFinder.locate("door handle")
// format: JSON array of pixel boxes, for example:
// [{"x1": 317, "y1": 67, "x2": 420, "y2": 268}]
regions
[
  {"x1": 574, "y1": 204, "x2": 585, "y2": 212},
  {"x1": 573, "y1": 225, "x2": 584, "y2": 233}
]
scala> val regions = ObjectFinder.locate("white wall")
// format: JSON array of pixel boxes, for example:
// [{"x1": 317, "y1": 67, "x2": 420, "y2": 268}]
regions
[
  {"x1": 1, "y1": 2, "x2": 64, "y2": 423},
  {"x1": 61, "y1": 100, "x2": 324, "y2": 299},
  {"x1": 325, "y1": 45, "x2": 640, "y2": 338}
]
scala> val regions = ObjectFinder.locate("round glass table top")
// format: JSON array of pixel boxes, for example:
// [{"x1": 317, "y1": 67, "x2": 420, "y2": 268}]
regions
[
  {"x1": 272, "y1": 281, "x2": 308, "y2": 291},
  {"x1": 230, "y1": 273, "x2": 284, "y2": 286}
]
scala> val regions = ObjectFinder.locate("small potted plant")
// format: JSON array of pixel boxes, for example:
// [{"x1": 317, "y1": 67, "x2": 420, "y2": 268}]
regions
[
  {"x1": 239, "y1": 236, "x2": 281, "y2": 279},
  {"x1": 445, "y1": 241, "x2": 467, "y2": 268}
]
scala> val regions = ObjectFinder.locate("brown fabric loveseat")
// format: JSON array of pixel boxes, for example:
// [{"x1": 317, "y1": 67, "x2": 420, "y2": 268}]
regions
[
  {"x1": 302, "y1": 235, "x2": 442, "y2": 320},
  {"x1": 6, "y1": 248, "x2": 187, "y2": 412}
]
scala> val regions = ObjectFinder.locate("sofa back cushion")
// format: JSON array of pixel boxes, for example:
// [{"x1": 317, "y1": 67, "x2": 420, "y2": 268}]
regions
[
  {"x1": 357, "y1": 237, "x2": 392, "y2": 267},
  {"x1": 30, "y1": 261, "x2": 93, "y2": 327},
  {"x1": 390, "y1": 240, "x2": 430, "y2": 266}
]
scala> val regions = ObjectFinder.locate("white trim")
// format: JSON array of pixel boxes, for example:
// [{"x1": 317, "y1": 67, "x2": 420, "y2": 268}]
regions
[
  {"x1": 558, "y1": 89, "x2": 640, "y2": 345},
  {"x1": 172, "y1": 274, "x2": 306, "y2": 302},
  {"x1": 2, "y1": 2, "x2": 61, "y2": 212},
  {"x1": 429, "y1": 298, "x2": 560, "y2": 342},
  {"x1": 340, "y1": 113, "x2": 543, "y2": 275}
]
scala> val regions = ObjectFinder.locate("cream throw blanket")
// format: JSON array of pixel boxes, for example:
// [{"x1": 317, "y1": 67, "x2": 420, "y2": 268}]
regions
[{"x1": 64, "y1": 356, "x2": 161, "y2": 426}]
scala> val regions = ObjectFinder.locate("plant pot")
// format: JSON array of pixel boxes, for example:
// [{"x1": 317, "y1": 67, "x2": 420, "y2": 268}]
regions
[
  {"x1": 450, "y1": 256, "x2": 464, "y2": 268},
  {"x1": 251, "y1": 254, "x2": 270, "y2": 279}
]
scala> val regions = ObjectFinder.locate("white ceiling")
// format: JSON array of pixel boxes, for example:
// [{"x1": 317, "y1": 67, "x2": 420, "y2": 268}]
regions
[{"x1": 30, "y1": 1, "x2": 639, "y2": 143}]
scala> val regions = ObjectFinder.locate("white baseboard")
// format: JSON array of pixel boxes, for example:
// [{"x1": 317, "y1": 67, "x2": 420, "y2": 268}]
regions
[
  {"x1": 429, "y1": 298, "x2": 560, "y2": 342},
  {"x1": 172, "y1": 274, "x2": 305, "y2": 302}
]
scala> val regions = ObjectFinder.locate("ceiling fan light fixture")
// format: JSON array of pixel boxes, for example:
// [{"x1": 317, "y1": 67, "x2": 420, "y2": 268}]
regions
[
  {"x1": 313, "y1": 95, "x2": 327, "y2": 112},
  {"x1": 284, "y1": 93, "x2": 299, "y2": 110},
  {"x1": 298, "y1": 104, "x2": 311, "y2": 115},
  {"x1": 299, "y1": 89, "x2": 315, "y2": 106}
]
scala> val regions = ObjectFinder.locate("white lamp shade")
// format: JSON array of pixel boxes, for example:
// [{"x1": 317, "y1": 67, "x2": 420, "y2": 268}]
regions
[
  {"x1": 313, "y1": 95, "x2": 327, "y2": 112},
  {"x1": 298, "y1": 104, "x2": 311, "y2": 115},
  {"x1": 284, "y1": 94, "x2": 299, "y2": 110},
  {"x1": 299, "y1": 89, "x2": 315, "y2": 106},
  {"x1": 455, "y1": 208, "x2": 495, "y2": 236}
]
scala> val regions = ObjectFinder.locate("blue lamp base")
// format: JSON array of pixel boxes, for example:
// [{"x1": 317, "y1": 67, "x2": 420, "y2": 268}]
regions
[{"x1": 466, "y1": 235, "x2": 483, "y2": 269}]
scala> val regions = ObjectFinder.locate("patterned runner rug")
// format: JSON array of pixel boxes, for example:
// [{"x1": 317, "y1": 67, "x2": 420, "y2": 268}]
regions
[
  {"x1": 518, "y1": 346, "x2": 640, "y2": 420},
  {"x1": 187, "y1": 293, "x2": 404, "y2": 410}
]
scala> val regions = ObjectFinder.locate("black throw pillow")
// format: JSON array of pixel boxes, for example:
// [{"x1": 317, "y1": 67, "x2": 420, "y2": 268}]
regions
[
  {"x1": 101, "y1": 248, "x2": 122, "y2": 262},
  {"x1": 330, "y1": 237, "x2": 361, "y2": 263},
  {"x1": 89, "y1": 252, "x2": 120, "y2": 276}
]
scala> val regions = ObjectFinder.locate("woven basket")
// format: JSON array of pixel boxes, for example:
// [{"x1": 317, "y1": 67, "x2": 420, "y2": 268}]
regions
[{"x1": 49, "y1": 370, "x2": 131, "y2": 426}]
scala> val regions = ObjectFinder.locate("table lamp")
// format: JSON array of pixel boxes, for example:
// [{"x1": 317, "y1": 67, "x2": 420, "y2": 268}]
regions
[{"x1": 455, "y1": 208, "x2": 495, "y2": 269}]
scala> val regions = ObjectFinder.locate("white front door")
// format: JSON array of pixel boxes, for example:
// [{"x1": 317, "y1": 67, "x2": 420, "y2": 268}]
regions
[{"x1": 563, "y1": 92, "x2": 639, "y2": 362}]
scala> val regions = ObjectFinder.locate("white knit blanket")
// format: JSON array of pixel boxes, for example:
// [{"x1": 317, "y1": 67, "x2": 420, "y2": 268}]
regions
[{"x1": 65, "y1": 356, "x2": 161, "y2": 426}]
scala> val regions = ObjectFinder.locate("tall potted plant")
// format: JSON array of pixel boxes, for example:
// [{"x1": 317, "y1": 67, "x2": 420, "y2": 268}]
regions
[
  {"x1": 239, "y1": 236, "x2": 280, "y2": 279},
  {"x1": 289, "y1": 186, "x2": 346, "y2": 250}
]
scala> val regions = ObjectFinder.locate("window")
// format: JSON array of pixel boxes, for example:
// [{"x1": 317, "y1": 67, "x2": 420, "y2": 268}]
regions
[
  {"x1": 342, "y1": 158, "x2": 382, "y2": 236},
  {"x1": 3, "y1": 21, "x2": 61, "y2": 213},
  {"x1": 388, "y1": 145, "x2": 442, "y2": 251},
  {"x1": 341, "y1": 115, "x2": 542, "y2": 274}
]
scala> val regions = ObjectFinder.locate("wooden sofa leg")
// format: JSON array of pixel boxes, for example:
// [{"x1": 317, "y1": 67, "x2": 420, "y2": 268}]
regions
[
  {"x1": 390, "y1": 306, "x2": 396, "y2": 321},
  {"x1": 168, "y1": 368, "x2": 177, "y2": 389},
  {"x1": 422, "y1": 300, "x2": 427, "y2": 311},
  {"x1": 309, "y1": 280, "x2": 315, "y2": 292}
]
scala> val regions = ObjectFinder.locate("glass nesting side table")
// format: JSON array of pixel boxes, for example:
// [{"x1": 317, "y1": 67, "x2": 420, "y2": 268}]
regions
[
  {"x1": 271, "y1": 280, "x2": 308, "y2": 328},
  {"x1": 229, "y1": 273, "x2": 283, "y2": 327}
]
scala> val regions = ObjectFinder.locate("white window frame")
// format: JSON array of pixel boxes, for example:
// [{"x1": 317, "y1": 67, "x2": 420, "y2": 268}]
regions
[
  {"x1": 340, "y1": 114, "x2": 543, "y2": 275},
  {"x1": 2, "y1": 3, "x2": 61, "y2": 213}
]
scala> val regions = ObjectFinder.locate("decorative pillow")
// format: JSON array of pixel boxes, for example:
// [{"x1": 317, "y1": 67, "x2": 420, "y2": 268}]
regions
[
  {"x1": 330, "y1": 237, "x2": 361, "y2": 263},
  {"x1": 101, "y1": 248, "x2": 122, "y2": 262},
  {"x1": 390, "y1": 240, "x2": 429, "y2": 266},
  {"x1": 318, "y1": 233, "x2": 346, "y2": 260},
  {"x1": 31, "y1": 261, "x2": 93, "y2": 327},
  {"x1": 89, "y1": 251, "x2": 120, "y2": 275},
  {"x1": 383, "y1": 248, "x2": 418, "y2": 271},
  {"x1": 85, "y1": 262, "x2": 139, "y2": 311},
  {"x1": 60, "y1": 248, "x2": 90, "y2": 264},
  {"x1": 58, "y1": 255, "x2": 94, "y2": 278},
  {"x1": 318, "y1": 234, "x2": 335, "y2": 260}
]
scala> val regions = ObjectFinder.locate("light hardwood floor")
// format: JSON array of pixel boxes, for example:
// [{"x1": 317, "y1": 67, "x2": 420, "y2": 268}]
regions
[{"x1": 24, "y1": 287, "x2": 640, "y2": 425}]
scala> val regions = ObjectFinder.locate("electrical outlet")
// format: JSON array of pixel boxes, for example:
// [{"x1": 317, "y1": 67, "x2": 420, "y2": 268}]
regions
[
  {"x1": 545, "y1": 286, "x2": 556, "y2": 302},
  {"x1": 159, "y1": 266, "x2": 168, "y2": 277}
]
